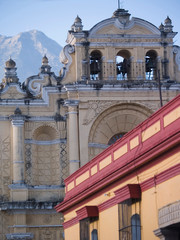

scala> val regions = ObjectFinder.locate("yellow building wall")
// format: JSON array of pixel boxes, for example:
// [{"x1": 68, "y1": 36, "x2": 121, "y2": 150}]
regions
[
  {"x1": 65, "y1": 223, "x2": 79, "y2": 240},
  {"x1": 99, "y1": 205, "x2": 119, "y2": 240},
  {"x1": 141, "y1": 175, "x2": 180, "y2": 240}
]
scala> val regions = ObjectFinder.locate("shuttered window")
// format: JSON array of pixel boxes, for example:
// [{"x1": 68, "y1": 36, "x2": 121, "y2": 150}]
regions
[
  {"x1": 118, "y1": 199, "x2": 141, "y2": 240},
  {"x1": 119, "y1": 199, "x2": 132, "y2": 240},
  {"x1": 80, "y1": 218, "x2": 90, "y2": 240}
]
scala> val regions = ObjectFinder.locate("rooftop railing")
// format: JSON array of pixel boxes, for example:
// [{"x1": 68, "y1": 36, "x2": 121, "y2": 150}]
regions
[{"x1": 80, "y1": 61, "x2": 177, "y2": 88}]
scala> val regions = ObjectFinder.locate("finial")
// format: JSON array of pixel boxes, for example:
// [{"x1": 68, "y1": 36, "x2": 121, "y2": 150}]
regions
[
  {"x1": 118, "y1": 0, "x2": 120, "y2": 9},
  {"x1": 14, "y1": 107, "x2": 22, "y2": 115},
  {"x1": 118, "y1": 0, "x2": 123, "y2": 9}
]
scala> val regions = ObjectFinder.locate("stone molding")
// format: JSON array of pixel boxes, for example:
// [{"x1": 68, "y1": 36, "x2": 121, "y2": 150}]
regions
[
  {"x1": 24, "y1": 138, "x2": 67, "y2": 145},
  {"x1": 64, "y1": 99, "x2": 79, "y2": 107},
  {"x1": 158, "y1": 200, "x2": 180, "y2": 228},
  {"x1": 154, "y1": 228, "x2": 179, "y2": 240},
  {"x1": 6, "y1": 233, "x2": 34, "y2": 240},
  {"x1": 173, "y1": 46, "x2": 180, "y2": 71},
  {"x1": 11, "y1": 119, "x2": 25, "y2": 127},
  {"x1": 89, "y1": 16, "x2": 160, "y2": 38},
  {"x1": 64, "y1": 100, "x2": 79, "y2": 114}
]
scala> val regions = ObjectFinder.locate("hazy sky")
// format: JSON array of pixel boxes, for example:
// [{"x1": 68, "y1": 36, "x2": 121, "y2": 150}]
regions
[{"x1": 0, "y1": 0, "x2": 179, "y2": 46}]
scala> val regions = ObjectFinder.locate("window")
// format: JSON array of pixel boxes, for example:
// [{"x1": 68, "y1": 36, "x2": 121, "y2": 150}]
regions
[
  {"x1": 131, "y1": 214, "x2": 141, "y2": 240},
  {"x1": 80, "y1": 218, "x2": 90, "y2": 240},
  {"x1": 108, "y1": 132, "x2": 126, "y2": 145},
  {"x1": 91, "y1": 229, "x2": 98, "y2": 240},
  {"x1": 78, "y1": 206, "x2": 99, "y2": 240},
  {"x1": 90, "y1": 51, "x2": 102, "y2": 80},
  {"x1": 116, "y1": 50, "x2": 131, "y2": 80},
  {"x1": 118, "y1": 199, "x2": 141, "y2": 240},
  {"x1": 145, "y1": 50, "x2": 158, "y2": 80}
]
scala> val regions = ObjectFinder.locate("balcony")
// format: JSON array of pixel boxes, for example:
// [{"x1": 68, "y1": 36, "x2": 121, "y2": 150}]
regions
[{"x1": 81, "y1": 61, "x2": 177, "y2": 89}]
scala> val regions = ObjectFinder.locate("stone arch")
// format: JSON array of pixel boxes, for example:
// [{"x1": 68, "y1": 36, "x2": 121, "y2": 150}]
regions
[
  {"x1": 88, "y1": 103, "x2": 153, "y2": 160},
  {"x1": 32, "y1": 125, "x2": 59, "y2": 141}
]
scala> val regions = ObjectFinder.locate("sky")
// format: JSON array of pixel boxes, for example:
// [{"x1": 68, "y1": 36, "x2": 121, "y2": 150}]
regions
[{"x1": 0, "y1": 0, "x2": 180, "y2": 47}]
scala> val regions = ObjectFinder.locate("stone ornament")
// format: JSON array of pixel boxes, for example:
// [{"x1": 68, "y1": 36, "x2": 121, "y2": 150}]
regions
[{"x1": 173, "y1": 46, "x2": 180, "y2": 71}]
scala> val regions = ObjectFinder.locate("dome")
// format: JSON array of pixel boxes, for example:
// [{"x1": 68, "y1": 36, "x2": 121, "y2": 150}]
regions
[{"x1": 5, "y1": 58, "x2": 16, "y2": 68}]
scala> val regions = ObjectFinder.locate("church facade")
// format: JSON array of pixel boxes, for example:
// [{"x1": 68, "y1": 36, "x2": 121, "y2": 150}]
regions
[{"x1": 0, "y1": 6, "x2": 179, "y2": 240}]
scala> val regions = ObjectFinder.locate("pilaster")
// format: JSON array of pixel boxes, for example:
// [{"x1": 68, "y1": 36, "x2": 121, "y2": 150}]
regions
[
  {"x1": 65, "y1": 100, "x2": 80, "y2": 174},
  {"x1": 9, "y1": 108, "x2": 28, "y2": 201}
]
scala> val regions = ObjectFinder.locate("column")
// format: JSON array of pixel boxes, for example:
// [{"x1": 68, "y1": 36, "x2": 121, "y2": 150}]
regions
[
  {"x1": 11, "y1": 117, "x2": 25, "y2": 184},
  {"x1": 65, "y1": 100, "x2": 80, "y2": 174},
  {"x1": 9, "y1": 108, "x2": 28, "y2": 201}
]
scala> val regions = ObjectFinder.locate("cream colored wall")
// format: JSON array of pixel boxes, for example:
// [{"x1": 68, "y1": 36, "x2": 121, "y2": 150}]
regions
[
  {"x1": 0, "y1": 94, "x2": 67, "y2": 239},
  {"x1": 65, "y1": 223, "x2": 79, "y2": 240},
  {"x1": 0, "y1": 121, "x2": 11, "y2": 239},
  {"x1": 99, "y1": 206, "x2": 119, "y2": 240},
  {"x1": 0, "y1": 121, "x2": 11, "y2": 200},
  {"x1": 141, "y1": 175, "x2": 180, "y2": 240}
]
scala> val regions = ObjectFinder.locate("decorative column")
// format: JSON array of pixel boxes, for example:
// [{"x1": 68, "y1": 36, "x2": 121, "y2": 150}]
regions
[
  {"x1": 9, "y1": 108, "x2": 28, "y2": 202},
  {"x1": 10, "y1": 108, "x2": 25, "y2": 184},
  {"x1": 65, "y1": 100, "x2": 80, "y2": 174}
]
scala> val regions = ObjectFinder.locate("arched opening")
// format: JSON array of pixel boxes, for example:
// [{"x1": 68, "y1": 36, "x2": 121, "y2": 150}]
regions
[
  {"x1": 108, "y1": 132, "x2": 126, "y2": 145},
  {"x1": 145, "y1": 50, "x2": 158, "y2": 80},
  {"x1": 88, "y1": 103, "x2": 153, "y2": 160},
  {"x1": 91, "y1": 229, "x2": 98, "y2": 240},
  {"x1": 116, "y1": 50, "x2": 131, "y2": 80},
  {"x1": 90, "y1": 50, "x2": 102, "y2": 80},
  {"x1": 131, "y1": 214, "x2": 141, "y2": 240},
  {"x1": 33, "y1": 125, "x2": 58, "y2": 141}
]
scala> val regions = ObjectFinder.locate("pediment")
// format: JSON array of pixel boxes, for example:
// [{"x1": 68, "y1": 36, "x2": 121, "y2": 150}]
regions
[
  {"x1": 0, "y1": 84, "x2": 27, "y2": 99},
  {"x1": 96, "y1": 24, "x2": 154, "y2": 35},
  {"x1": 89, "y1": 17, "x2": 161, "y2": 38}
]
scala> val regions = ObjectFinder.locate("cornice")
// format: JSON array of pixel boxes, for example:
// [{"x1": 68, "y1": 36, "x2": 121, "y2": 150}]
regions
[{"x1": 60, "y1": 163, "x2": 180, "y2": 229}]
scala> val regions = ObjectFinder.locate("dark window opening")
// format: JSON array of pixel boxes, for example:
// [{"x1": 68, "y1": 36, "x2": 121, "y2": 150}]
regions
[
  {"x1": 145, "y1": 50, "x2": 158, "y2": 80},
  {"x1": 80, "y1": 218, "x2": 90, "y2": 240},
  {"x1": 91, "y1": 229, "x2": 98, "y2": 240},
  {"x1": 118, "y1": 199, "x2": 141, "y2": 240},
  {"x1": 108, "y1": 132, "x2": 126, "y2": 145},
  {"x1": 80, "y1": 217, "x2": 98, "y2": 240},
  {"x1": 90, "y1": 51, "x2": 102, "y2": 80},
  {"x1": 116, "y1": 50, "x2": 131, "y2": 80},
  {"x1": 131, "y1": 214, "x2": 141, "y2": 240}
]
